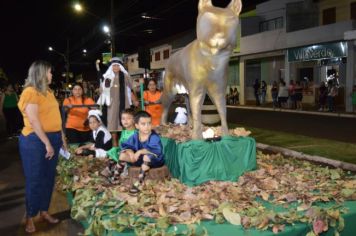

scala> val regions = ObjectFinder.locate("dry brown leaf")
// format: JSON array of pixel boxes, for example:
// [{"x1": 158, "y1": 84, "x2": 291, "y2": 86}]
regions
[
  {"x1": 159, "y1": 204, "x2": 167, "y2": 217},
  {"x1": 260, "y1": 192, "x2": 270, "y2": 201}
]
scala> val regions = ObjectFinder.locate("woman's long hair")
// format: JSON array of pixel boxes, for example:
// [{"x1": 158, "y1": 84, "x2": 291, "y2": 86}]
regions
[{"x1": 24, "y1": 60, "x2": 51, "y2": 95}]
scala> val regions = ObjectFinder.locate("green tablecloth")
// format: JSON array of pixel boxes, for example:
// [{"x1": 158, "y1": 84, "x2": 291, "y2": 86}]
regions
[
  {"x1": 66, "y1": 136, "x2": 356, "y2": 235},
  {"x1": 161, "y1": 136, "x2": 257, "y2": 186},
  {"x1": 67, "y1": 192, "x2": 356, "y2": 236}
]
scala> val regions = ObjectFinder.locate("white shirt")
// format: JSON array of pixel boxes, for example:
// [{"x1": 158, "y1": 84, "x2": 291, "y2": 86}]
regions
[{"x1": 174, "y1": 107, "x2": 188, "y2": 124}]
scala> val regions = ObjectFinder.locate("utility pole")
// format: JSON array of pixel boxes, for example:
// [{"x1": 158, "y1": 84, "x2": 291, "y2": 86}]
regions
[
  {"x1": 65, "y1": 38, "x2": 70, "y2": 85},
  {"x1": 110, "y1": 0, "x2": 115, "y2": 57}
]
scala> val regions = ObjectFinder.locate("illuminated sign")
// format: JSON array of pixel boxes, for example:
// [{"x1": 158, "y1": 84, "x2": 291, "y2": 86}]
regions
[{"x1": 288, "y1": 42, "x2": 347, "y2": 62}]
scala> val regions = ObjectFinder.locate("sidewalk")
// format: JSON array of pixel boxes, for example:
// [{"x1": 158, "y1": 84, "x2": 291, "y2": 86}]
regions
[{"x1": 227, "y1": 103, "x2": 356, "y2": 119}]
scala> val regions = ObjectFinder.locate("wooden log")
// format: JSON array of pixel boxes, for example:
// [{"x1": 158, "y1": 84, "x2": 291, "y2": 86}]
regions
[{"x1": 128, "y1": 165, "x2": 171, "y2": 184}]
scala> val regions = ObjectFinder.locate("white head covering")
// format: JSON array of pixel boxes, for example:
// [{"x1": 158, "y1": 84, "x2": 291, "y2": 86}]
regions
[
  {"x1": 88, "y1": 109, "x2": 103, "y2": 123},
  {"x1": 103, "y1": 57, "x2": 129, "y2": 80}
]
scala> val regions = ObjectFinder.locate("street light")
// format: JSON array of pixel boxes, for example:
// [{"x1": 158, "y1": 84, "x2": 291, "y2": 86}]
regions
[
  {"x1": 103, "y1": 25, "x2": 110, "y2": 34},
  {"x1": 73, "y1": 3, "x2": 83, "y2": 12},
  {"x1": 73, "y1": 2, "x2": 115, "y2": 57},
  {"x1": 73, "y1": 2, "x2": 100, "y2": 20},
  {"x1": 48, "y1": 46, "x2": 70, "y2": 85}
]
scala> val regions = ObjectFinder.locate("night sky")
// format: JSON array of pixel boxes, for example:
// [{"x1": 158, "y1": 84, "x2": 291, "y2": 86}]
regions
[{"x1": 0, "y1": 0, "x2": 266, "y2": 84}]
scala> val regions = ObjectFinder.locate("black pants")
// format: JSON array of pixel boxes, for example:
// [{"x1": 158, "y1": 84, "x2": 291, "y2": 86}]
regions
[
  {"x1": 3, "y1": 107, "x2": 22, "y2": 136},
  {"x1": 65, "y1": 128, "x2": 91, "y2": 144}
]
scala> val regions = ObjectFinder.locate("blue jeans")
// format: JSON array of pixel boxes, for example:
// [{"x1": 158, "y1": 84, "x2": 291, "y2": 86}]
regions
[
  {"x1": 327, "y1": 96, "x2": 335, "y2": 112},
  {"x1": 19, "y1": 132, "x2": 62, "y2": 217}
]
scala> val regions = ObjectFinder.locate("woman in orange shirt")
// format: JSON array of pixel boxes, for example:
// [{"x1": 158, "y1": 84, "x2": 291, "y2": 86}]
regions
[
  {"x1": 63, "y1": 83, "x2": 95, "y2": 144},
  {"x1": 18, "y1": 60, "x2": 67, "y2": 233},
  {"x1": 143, "y1": 79, "x2": 162, "y2": 126}
]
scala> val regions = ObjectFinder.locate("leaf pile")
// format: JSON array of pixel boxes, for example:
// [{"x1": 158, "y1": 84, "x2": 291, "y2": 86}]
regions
[
  {"x1": 57, "y1": 151, "x2": 356, "y2": 236},
  {"x1": 154, "y1": 124, "x2": 251, "y2": 143}
]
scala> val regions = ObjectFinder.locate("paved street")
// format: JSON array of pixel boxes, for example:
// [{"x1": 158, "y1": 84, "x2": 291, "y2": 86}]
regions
[
  {"x1": 227, "y1": 107, "x2": 356, "y2": 143},
  {"x1": 0, "y1": 139, "x2": 83, "y2": 235}
]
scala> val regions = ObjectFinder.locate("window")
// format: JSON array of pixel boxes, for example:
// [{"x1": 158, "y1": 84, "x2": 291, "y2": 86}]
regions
[
  {"x1": 276, "y1": 17, "x2": 283, "y2": 29},
  {"x1": 131, "y1": 58, "x2": 134, "y2": 63},
  {"x1": 351, "y1": 2, "x2": 356, "y2": 20},
  {"x1": 163, "y1": 49, "x2": 170, "y2": 59},
  {"x1": 259, "y1": 17, "x2": 283, "y2": 32},
  {"x1": 155, "y1": 52, "x2": 160, "y2": 61},
  {"x1": 322, "y1": 7, "x2": 336, "y2": 25}
]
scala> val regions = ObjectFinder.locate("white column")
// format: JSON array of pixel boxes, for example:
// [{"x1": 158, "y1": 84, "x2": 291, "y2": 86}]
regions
[
  {"x1": 239, "y1": 59, "x2": 246, "y2": 105},
  {"x1": 346, "y1": 41, "x2": 354, "y2": 112},
  {"x1": 284, "y1": 51, "x2": 290, "y2": 84}
]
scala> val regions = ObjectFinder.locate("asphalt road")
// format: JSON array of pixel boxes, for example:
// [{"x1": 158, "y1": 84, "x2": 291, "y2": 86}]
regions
[
  {"x1": 227, "y1": 107, "x2": 356, "y2": 144},
  {"x1": 0, "y1": 139, "x2": 83, "y2": 235}
]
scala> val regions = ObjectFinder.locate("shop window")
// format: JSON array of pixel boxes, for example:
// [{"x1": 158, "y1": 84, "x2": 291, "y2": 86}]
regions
[
  {"x1": 322, "y1": 7, "x2": 336, "y2": 25},
  {"x1": 163, "y1": 49, "x2": 170, "y2": 59},
  {"x1": 155, "y1": 52, "x2": 160, "y2": 61},
  {"x1": 245, "y1": 60, "x2": 261, "y2": 87},
  {"x1": 351, "y1": 2, "x2": 356, "y2": 20},
  {"x1": 298, "y1": 67, "x2": 313, "y2": 90}
]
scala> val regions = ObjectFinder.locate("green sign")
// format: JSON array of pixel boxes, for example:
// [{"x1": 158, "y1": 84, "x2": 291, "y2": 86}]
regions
[
  {"x1": 102, "y1": 52, "x2": 125, "y2": 65},
  {"x1": 288, "y1": 42, "x2": 347, "y2": 62}
]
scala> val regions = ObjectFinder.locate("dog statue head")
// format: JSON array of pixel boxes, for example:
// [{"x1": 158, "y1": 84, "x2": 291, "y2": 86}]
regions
[{"x1": 197, "y1": 0, "x2": 242, "y2": 55}]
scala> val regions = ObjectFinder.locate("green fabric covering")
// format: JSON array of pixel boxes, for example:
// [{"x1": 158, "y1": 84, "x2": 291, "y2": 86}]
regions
[
  {"x1": 161, "y1": 136, "x2": 257, "y2": 186},
  {"x1": 106, "y1": 147, "x2": 120, "y2": 162},
  {"x1": 66, "y1": 192, "x2": 356, "y2": 236},
  {"x1": 106, "y1": 129, "x2": 135, "y2": 162}
]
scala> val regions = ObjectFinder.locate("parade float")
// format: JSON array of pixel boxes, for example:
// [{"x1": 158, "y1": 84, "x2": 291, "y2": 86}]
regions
[
  {"x1": 57, "y1": 0, "x2": 356, "y2": 235},
  {"x1": 57, "y1": 125, "x2": 356, "y2": 236}
]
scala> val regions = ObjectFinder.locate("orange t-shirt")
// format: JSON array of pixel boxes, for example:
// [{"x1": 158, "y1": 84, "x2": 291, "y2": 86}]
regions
[
  {"x1": 18, "y1": 87, "x2": 62, "y2": 136},
  {"x1": 143, "y1": 90, "x2": 162, "y2": 126},
  {"x1": 63, "y1": 96, "x2": 95, "y2": 131}
]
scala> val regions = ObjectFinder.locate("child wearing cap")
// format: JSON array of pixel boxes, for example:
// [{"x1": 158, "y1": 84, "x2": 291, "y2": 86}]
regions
[{"x1": 75, "y1": 110, "x2": 112, "y2": 158}]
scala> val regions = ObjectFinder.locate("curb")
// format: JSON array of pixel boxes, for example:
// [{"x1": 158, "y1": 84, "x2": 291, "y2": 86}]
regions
[
  {"x1": 227, "y1": 105, "x2": 356, "y2": 119},
  {"x1": 256, "y1": 142, "x2": 356, "y2": 172}
]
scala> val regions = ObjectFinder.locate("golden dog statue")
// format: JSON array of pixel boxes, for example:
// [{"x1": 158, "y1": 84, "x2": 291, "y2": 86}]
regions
[{"x1": 161, "y1": 0, "x2": 242, "y2": 139}]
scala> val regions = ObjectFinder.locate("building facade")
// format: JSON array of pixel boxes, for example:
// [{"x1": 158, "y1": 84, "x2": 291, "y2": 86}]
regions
[
  {"x1": 126, "y1": 0, "x2": 356, "y2": 112},
  {"x1": 237, "y1": 0, "x2": 356, "y2": 111}
]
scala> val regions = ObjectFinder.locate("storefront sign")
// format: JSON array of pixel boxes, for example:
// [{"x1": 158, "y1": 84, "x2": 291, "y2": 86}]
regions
[{"x1": 288, "y1": 42, "x2": 347, "y2": 62}]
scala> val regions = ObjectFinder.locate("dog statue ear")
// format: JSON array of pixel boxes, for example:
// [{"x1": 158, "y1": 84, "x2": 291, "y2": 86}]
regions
[
  {"x1": 198, "y1": 0, "x2": 212, "y2": 12},
  {"x1": 228, "y1": 0, "x2": 242, "y2": 16}
]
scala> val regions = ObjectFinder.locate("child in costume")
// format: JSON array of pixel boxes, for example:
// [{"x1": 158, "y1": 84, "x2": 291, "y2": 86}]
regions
[
  {"x1": 118, "y1": 111, "x2": 165, "y2": 193},
  {"x1": 75, "y1": 110, "x2": 112, "y2": 158},
  {"x1": 173, "y1": 94, "x2": 188, "y2": 125},
  {"x1": 95, "y1": 58, "x2": 138, "y2": 147},
  {"x1": 106, "y1": 108, "x2": 136, "y2": 162}
]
